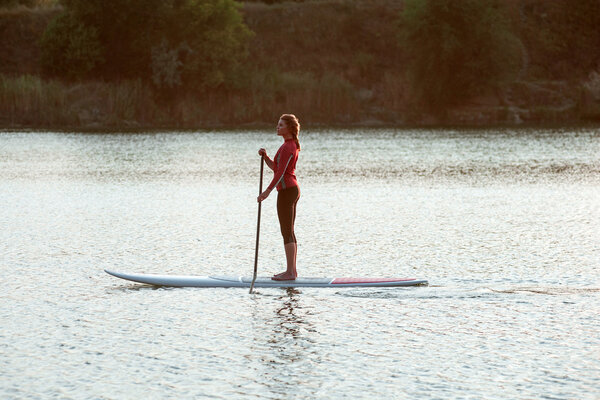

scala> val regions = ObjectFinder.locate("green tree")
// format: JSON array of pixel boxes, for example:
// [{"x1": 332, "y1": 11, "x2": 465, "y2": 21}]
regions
[
  {"x1": 169, "y1": 0, "x2": 253, "y2": 88},
  {"x1": 399, "y1": 0, "x2": 521, "y2": 111},
  {"x1": 40, "y1": 12, "x2": 103, "y2": 79},
  {"x1": 59, "y1": 0, "x2": 169, "y2": 79},
  {"x1": 41, "y1": 0, "x2": 252, "y2": 88}
]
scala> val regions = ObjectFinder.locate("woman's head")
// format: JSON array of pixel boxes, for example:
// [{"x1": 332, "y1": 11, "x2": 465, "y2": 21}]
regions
[{"x1": 278, "y1": 114, "x2": 301, "y2": 151}]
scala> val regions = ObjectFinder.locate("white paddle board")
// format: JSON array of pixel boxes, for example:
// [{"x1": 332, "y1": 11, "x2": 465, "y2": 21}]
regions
[{"x1": 105, "y1": 269, "x2": 428, "y2": 288}]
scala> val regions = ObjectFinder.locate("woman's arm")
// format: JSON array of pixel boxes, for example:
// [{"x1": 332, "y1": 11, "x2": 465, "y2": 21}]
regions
[
  {"x1": 257, "y1": 152, "x2": 293, "y2": 203},
  {"x1": 266, "y1": 153, "x2": 293, "y2": 192},
  {"x1": 258, "y1": 148, "x2": 275, "y2": 171}
]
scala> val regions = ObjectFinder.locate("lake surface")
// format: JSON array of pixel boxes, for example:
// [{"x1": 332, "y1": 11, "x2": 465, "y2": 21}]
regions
[{"x1": 1, "y1": 127, "x2": 599, "y2": 399}]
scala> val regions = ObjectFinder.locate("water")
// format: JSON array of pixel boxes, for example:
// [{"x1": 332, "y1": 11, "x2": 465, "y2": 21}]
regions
[{"x1": 1, "y1": 128, "x2": 599, "y2": 399}]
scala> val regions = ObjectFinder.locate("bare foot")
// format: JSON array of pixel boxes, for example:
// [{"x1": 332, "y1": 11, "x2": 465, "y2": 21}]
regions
[{"x1": 272, "y1": 272, "x2": 296, "y2": 281}]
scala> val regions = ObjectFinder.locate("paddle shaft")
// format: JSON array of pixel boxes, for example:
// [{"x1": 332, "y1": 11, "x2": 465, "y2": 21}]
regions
[{"x1": 249, "y1": 156, "x2": 264, "y2": 293}]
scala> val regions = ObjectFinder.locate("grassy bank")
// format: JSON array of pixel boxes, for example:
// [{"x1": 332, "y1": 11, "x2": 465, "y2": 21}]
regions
[
  {"x1": 0, "y1": 75, "x2": 153, "y2": 128},
  {"x1": 1, "y1": 0, "x2": 599, "y2": 128},
  {"x1": 0, "y1": 72, "x2": 363, "y2": 128}
]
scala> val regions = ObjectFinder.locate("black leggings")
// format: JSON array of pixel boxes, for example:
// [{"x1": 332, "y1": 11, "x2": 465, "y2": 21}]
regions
[{"x1": 277, "y1": 186, "x2": 300, "y2": 244}]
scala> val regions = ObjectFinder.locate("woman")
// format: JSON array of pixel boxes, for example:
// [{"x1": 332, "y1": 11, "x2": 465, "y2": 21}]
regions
[{"x1": 257, "y1": 114, "x2": 301, "y2": 281}]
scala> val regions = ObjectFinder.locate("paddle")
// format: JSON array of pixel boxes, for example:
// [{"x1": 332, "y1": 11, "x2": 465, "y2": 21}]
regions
[{"x1": 249, "y1": 156, "x2": 264, "y2": 294}]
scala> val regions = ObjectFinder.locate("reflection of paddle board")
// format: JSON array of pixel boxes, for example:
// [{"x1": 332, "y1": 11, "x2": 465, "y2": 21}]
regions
[{"x1": 105, "y1": 269, "x2": 428, "y2": 288}]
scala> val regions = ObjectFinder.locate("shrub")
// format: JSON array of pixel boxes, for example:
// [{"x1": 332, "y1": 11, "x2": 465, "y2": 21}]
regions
[
  {"x1": 151, "y1": 39, "x2": 189, "y2": 90},
  {"x1": 399, "y1": 0, "x2": 521, "y2": 111},
  {"x1": 169, "y1": 0, "x2": 253, "y2": 89}
]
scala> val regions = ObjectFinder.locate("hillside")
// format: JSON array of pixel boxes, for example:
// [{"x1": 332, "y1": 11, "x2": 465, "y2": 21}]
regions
[{"x1": 1, "y1": 0, "x2": 599, "y2": 128}]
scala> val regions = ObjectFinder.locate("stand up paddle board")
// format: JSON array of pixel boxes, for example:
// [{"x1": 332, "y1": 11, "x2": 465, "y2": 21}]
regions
[{"x1": 105, "y1": 269, "x2": 428, "y2": 288}]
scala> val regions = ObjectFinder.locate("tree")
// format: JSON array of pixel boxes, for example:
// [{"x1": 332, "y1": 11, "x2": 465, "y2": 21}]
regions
[
  {"x1": 161, "y1": 0, "x2": 253, "y2": 89},
  {"x1": 40, "y1": 12, "x2": 104, "y2": 79},
  {"x1": 41, "y1": 0, "x2": 252, "y2": 88},
  {"x1": 59, "y1": 0, "x2": 166, "y2": 79},
  {"x1": 399, "y1": 0, "x2": 521, "y2": 111}
]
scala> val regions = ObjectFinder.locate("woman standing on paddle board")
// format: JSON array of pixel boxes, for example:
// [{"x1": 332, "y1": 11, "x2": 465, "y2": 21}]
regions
[{"x1": 257, "y1": 114, "x2": 301, "y2": 281}]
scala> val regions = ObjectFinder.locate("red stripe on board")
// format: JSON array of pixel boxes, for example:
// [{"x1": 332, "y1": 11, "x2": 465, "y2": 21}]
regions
[{"x1": 331, "y1": 278, "x2": 415, "y2": 284}]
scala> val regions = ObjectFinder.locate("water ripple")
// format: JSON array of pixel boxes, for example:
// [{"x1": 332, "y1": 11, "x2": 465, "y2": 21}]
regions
[{"x1": 1, "y1": 128, "x2": 598, "y2": 399}]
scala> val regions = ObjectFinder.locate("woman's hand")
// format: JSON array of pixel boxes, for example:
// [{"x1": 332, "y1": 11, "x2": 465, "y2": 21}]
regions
[
  {"x1": 257, "y1": 188, "x2": 271, "y2": 203},
  {"x1": 259, "y1": 148, "x2": 275, "y2": 171}
]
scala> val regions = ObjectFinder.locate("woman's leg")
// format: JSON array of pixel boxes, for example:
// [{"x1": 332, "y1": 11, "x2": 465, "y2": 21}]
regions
[
  {"x1": 273, "y1": 186, "x2": 300, "y2": 280},
  {"x1": 287, "y1": 187, "x2": 299, "y2": 276}
]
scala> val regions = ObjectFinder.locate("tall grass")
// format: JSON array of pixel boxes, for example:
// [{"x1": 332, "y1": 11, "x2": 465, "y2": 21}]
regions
[
  {"x1": 0, "y1": 72, "x2": 370, "y2": 129},
  {"x1": 0, "y1": 75, "x2": 161, "y2": 128},
  {"x1": 0, "y1": 75, "x2": 67, "y2": 125},
  {"x1": 227, "y1": 70, "x2": 357, "y2": 122}
]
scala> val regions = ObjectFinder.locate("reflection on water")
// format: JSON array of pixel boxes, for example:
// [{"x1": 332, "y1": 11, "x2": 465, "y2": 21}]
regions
[
  {"x1": 273, "y1": 288, "x2": 306, "y2": 344},
  {"x1": 248, "y1": 289, "x2": 321, "y2": 399},
  {"x1": 0, "y1": 128, "x2": 599, "y2": 399}
]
